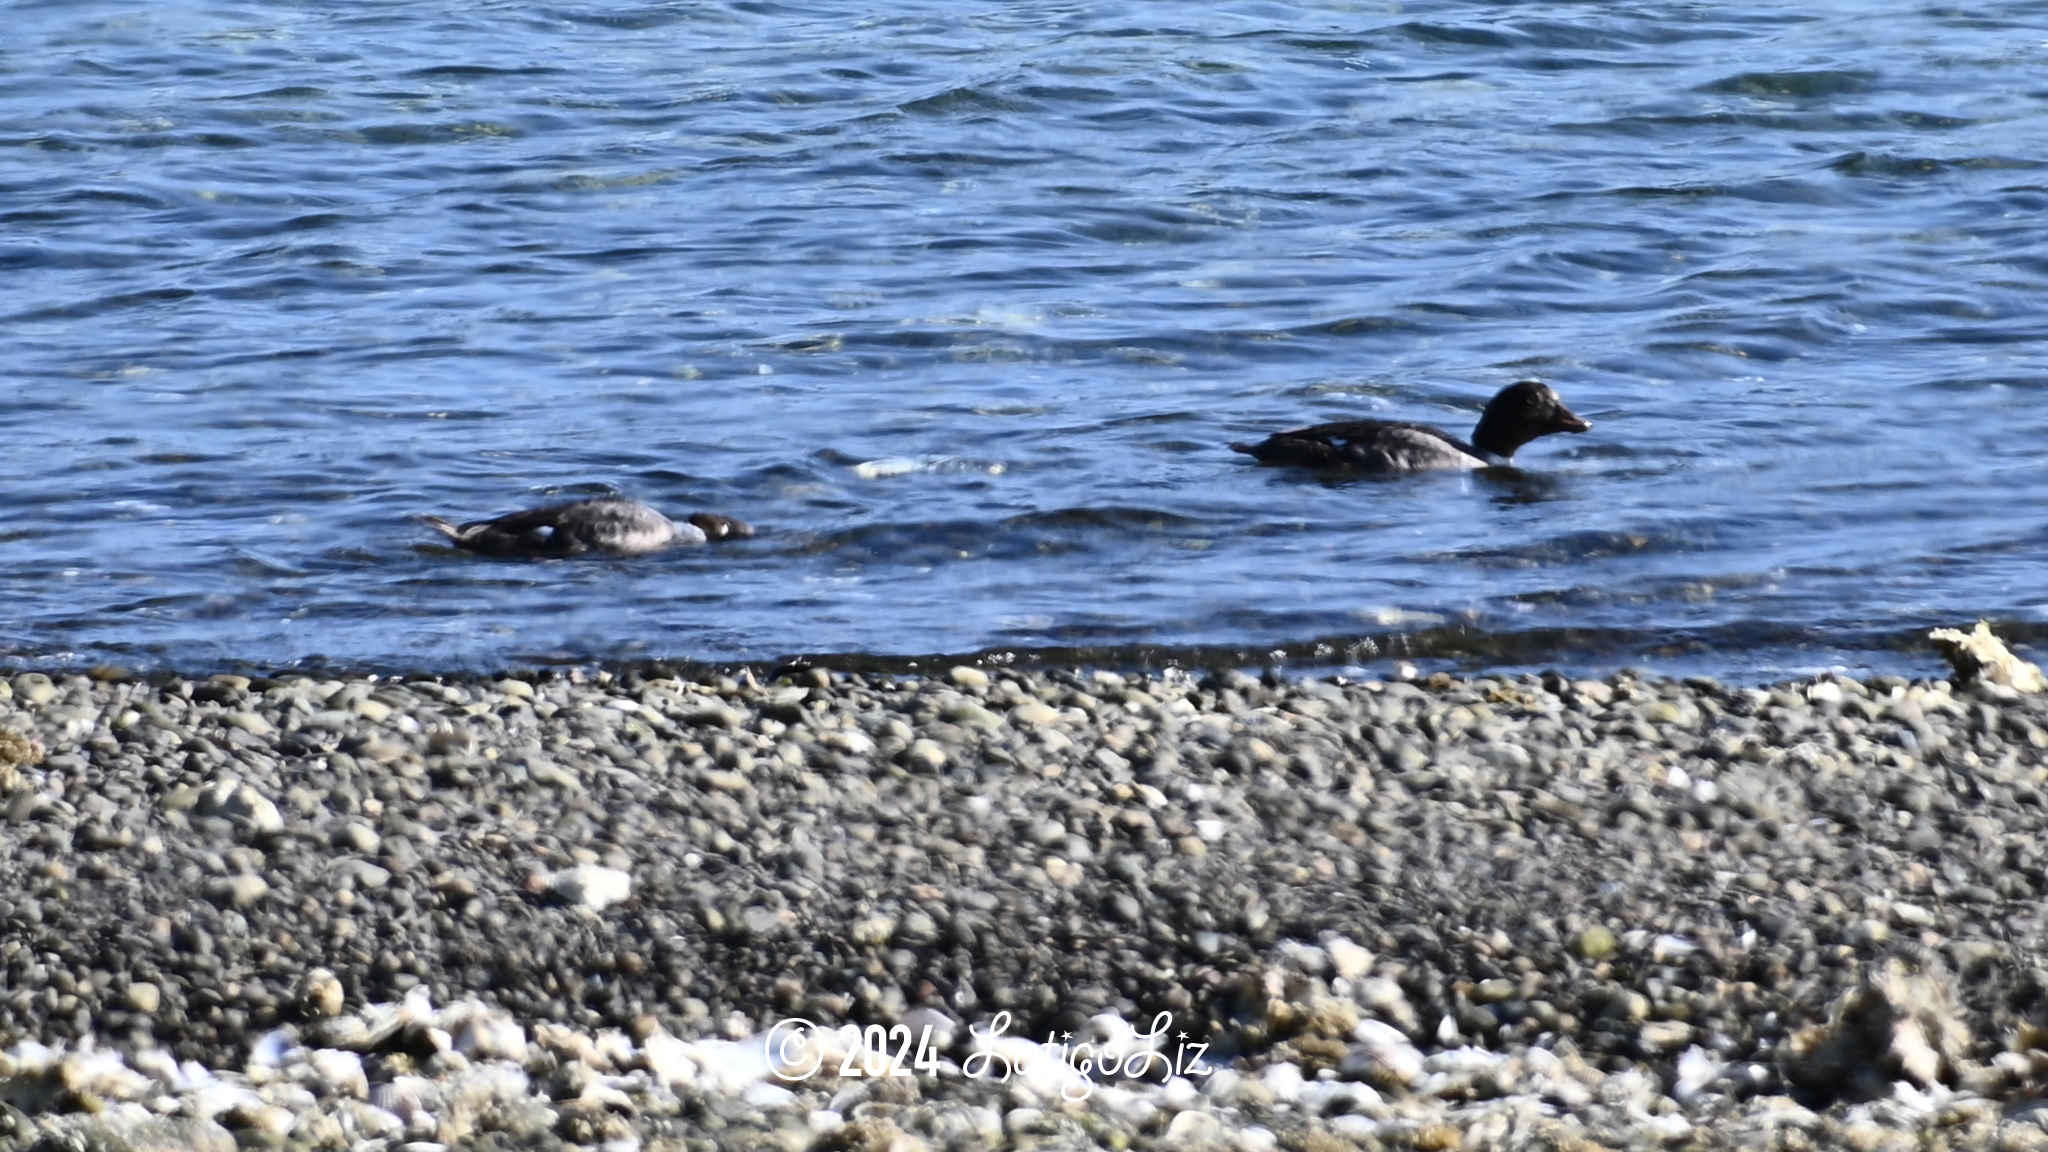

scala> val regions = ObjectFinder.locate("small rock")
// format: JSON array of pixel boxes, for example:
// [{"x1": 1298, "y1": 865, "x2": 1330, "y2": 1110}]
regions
[
  {"x1": 1166, "y1": 1110, "x2": 1223, "y2": 1142},
  {"x1": 336, "y1": 822, "x2": 381, "y2": 854},
  {"x1": 552, "y1": 864, "x2": 632, "y2": 911},
  {"x1": 898, "y1": 910, "x2": 939, "y2": 944},
  {"x1": 221, "y1": 711, "x2": 277, "y2": 737},
  {"x1": 299, "y1": 968, "x2": 347, "y2": 1017},
  {"x1": 1640, "y1": 1020, "x2": 1693, "y2": 1052},
  {"x1": 12, "y1": 674, "x2": 59, "y2": 706},
  {"x1": 1328, "y1": 936, "x2": 1374, "y2": 982},
  {"x1": 209, "y1": 874, "x2": 269, "y2": 908},
  {"x1": 204, "y1": 781, "x2": 285, "y2": 834},
  {"x1": 1576, "y1": 925, "x2": 1617, "y2": 959},
  {"x1": 342, "y1": 859, "x2": 393, "y2": 890},
  {"x1": 684, "y1": 704, "x2": 748, "y2": 729},
  {"x1": 309, "y1": 1048, "x2": 369, "y2": 1098},
  {"x1": 942, "y1": 701, "x2": 1004, "y2": 730},
  {"x1": 1474, "y1": 978, "x2": 1516, "y2": 1004},
  {"x1": 527, "y1": 761, "x2": 581, "y2": 789},
  {"x1": 1009, "y1": 701, "x2": 1061, "y2": 726}
]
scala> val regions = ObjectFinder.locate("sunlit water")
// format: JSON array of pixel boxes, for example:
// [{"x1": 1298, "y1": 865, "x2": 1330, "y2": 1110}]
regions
[{"x1": 7, "y1": 0, "x2": 2048, "y2": 680}]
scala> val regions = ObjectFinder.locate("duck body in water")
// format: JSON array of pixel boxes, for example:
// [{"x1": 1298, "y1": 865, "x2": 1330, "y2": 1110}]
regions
[
  {"x1": 1230, "y1": 381, "x2": 1592, "y2": 472},
  {"x1": 422, "y1": 498, "x2": 752, "y2": 558}
]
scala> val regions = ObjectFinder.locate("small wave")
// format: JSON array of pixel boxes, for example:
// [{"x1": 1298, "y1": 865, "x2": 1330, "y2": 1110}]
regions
[
  {"x1": 899, "y1": 86, "x2": 1042, "y2": 116},
  {"x1": 10, "y1": 287, "x2": 195, "y2": 323},
  {"x1": 1695, "y1": 70, "x2": 1878, "y2": 99},
  {"x1": 798, "y1": 505, "x2": 1210, "y2": 562},
  {"x1": 1429, "y1": 524, "x2": 1730, "y2": 568},
  {"x1": 1396, "y1": 22, "x2": 1522, "y2": 49},
  {"x1": 848, "y1": 455, "x2": 1005, "y2": 480}
]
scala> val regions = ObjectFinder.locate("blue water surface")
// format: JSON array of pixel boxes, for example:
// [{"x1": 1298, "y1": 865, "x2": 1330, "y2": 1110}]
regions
[{"x1": 6, "y1": 0, "x2": 2048, "y2": 679}]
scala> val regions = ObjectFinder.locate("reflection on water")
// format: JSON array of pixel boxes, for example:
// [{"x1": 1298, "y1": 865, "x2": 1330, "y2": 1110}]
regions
[{"x1": 1485, "y1": 470, "x2": 1574, "y2": 507}]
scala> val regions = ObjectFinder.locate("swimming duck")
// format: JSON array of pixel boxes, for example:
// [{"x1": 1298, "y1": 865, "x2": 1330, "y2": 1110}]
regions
[
  {"x1": 1230, "y1": 381, "x2": 1592, "y2": 472},
  {"x1": 422, "y1": 498, "x2": 752, "y2": 558}
]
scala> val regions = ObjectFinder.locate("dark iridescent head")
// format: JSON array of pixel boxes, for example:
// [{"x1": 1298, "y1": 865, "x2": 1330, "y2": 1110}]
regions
[
  {"x1": 687, "y1": 512, "x2": 754, "y2": 541},
  {"x1": 1471, "y1": 381, "x2": 1592, "y2": 459}
]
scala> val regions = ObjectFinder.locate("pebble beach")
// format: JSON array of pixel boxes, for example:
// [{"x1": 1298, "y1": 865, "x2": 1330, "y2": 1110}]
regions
[{"x1": 3, "y1": 656, "x2": 2048, "y2": 1152}]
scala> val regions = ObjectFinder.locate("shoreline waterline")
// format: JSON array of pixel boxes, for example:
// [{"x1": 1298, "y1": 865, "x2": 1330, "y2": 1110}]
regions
[{"x1": 6, "y1": 608, "x2": 2028, "y2": 688}]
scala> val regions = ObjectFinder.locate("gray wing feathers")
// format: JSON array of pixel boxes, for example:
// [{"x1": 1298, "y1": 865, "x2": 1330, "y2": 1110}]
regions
[{"x1": 1356, "y1": 426, "x2": 1488, "y2": 471}]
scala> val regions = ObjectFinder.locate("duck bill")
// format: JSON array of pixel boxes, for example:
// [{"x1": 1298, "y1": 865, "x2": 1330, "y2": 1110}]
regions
[{"x1": 1554, "y1": 409, "x2": 1592, "y2": 433}]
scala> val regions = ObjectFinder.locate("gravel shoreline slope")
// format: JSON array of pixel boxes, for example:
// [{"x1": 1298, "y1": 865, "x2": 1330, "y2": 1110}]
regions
[{"x1": 2, "y1": 663, "x2": 2048, "y2": 1151}]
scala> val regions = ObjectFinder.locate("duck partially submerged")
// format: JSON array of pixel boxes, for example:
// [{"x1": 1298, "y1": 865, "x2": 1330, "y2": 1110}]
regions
[
  {"x1": 1230, "y1": 381, "x2": 1592, "y2": 472},
  {"x1": 422, "y1": 498, "x2": 752, "y2": 558}
]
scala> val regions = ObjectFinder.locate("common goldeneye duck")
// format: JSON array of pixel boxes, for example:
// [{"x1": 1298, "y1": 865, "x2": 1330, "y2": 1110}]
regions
[
  {"x1": 422, "y1": 498, "x2": 753, "y2": 558},
  {"x1": 1230, "y1": 381, "x2": 1592, "y2": 472}
]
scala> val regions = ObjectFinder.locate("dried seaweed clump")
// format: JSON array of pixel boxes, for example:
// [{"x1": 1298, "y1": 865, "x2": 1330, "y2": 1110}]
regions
[
  {"x1": 0, "y1": 726, "x2": 43, "y2": 792},
  {"x1": 1929, "y1": 621, "x2": 2046, "y2": 692},
  {"x1": 1782, "y1": 959, "x2": 1975, "y2": 1102}
]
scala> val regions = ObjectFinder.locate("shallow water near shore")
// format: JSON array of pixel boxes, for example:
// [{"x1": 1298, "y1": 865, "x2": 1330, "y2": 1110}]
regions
[{"x1": 6, "y1": 1, "x2": 2048, "y2": 678}]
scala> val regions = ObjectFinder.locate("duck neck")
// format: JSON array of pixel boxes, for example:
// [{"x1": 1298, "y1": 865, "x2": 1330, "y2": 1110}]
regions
[{"x1": 1469, "y1": 415, "x2": 1528, "y2": 460}]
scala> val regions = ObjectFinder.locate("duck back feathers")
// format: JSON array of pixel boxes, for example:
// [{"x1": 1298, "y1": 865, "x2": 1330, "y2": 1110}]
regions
[
  {"x1": 1232, "y1": 420, "x2": 1495, "y2": 471},
  {"x1": 423, "y1": 498, "x2": 752, "y2": 558},
  {"x1": 1231, "y1": 381, "x2": 1591, "y2": 472}
]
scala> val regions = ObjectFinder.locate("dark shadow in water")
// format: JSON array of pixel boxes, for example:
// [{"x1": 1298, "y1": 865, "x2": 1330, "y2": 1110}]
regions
[
  {"x1": 1238, "y1": 462, "x2": 1576, "y2": 505},
  {"x1": 1479, "y1": 467, "x2": 1573, "y2": 505},
  {"x1": 796, "y1": 506, "x2": 1209, "y2": 563}
]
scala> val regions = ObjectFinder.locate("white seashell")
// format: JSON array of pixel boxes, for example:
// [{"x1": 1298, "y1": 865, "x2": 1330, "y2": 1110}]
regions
[
  {"x1": 1673, "y1": 1045, "x2": 1723, "y2": 1102},
  {"x1": 306, "y1": 1048, "x2": 368, "y2": 1099},
  {"x1": 347, "y1": 1100, "x2": 408, "y2": 1139},
  {"x1": 444, "y1": 1004, "x2": 528, "y2": 1063},
  {"x1": 248, "y1": 1029, "x2": 298, "y2": 1069},
  {"x1": 1350, "y1": 1020, "x2": 1426, "y2": 1088},
  {"x1": 1652, "y1": 934, "x2": 1699, "y2": 962}
]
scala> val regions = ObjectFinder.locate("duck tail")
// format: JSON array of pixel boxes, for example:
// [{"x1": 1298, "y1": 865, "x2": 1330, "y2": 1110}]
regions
[{"x1": 419, "y1": 514, "x2": 466, "y2": 542}]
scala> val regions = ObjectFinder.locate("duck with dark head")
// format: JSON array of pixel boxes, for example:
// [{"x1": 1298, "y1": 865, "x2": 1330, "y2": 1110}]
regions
[{"x1": 1230, "y1": 381, "x2": 1593, "y2": 472}]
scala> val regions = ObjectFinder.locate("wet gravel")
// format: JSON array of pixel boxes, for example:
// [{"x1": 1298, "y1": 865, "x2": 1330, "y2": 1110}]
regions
[{"x1": 3, "y1": 658, "x2": 2048, "y2": 1151}]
